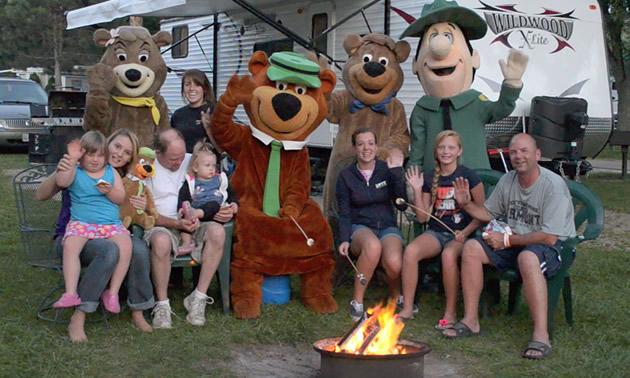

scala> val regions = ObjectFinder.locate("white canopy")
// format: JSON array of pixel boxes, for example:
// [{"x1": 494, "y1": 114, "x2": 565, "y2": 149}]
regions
[{"x1": 66, "y1": 0, "x2": 270, "y2": 30}]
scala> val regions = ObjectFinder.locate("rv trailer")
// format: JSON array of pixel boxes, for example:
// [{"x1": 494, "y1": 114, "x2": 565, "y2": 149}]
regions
[{"x1": 67, "y1": 0, "x2": 613, "y2": 171}]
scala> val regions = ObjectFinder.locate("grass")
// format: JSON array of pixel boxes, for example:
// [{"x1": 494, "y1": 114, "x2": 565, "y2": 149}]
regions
[
  {"x1": 1, "y1": 153, "x2": 630, "y2": 376},
  {"x1": 594, "y1": 145, "x2": 623, "y2": 160}
]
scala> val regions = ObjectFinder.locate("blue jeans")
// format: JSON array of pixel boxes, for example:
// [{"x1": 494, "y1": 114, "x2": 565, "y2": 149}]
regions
[{"x1": 55, "y1": 236, "x2": 154, "y2": 313}]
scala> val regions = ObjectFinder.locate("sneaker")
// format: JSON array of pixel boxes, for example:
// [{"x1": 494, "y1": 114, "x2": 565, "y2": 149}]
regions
[
  {"x1": 52, "y1": 293, "x2": 81, "y2": 308},
  {"x1": 101, "y1": 290, "x2": 121, "y2": 313},
  {"x1": 349, "y1": 300, "x2": 365, "y2": 321},
  {"x1": 183, "y1": 292, "x2": 214, "y2": 326},
  {"x1": 396, "y1": 295, "x2": 419, "y2": 314},
  {"x1": 151, "y1": 302, "x2": 173, "y2": 329}
]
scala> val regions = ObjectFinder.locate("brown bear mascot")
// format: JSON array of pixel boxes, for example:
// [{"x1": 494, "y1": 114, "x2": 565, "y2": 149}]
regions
[
  {"x1": 119, "y1": 147, "x2": 159, "y2": 230},
  {"x1": 210, "y1": 51, "x2": 338, "y2": 319},
  {"x1": 322, "y1": 33, "x2": 411, "y2": 220},
  {"x1": 84, "y1": 26, "x2": 172, "y2": 147}
]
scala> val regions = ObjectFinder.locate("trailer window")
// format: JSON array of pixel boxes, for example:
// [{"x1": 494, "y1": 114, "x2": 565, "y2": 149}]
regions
[
  {"x1": 171, "y1": 25, "x2": 189, "y2": 59},
  {"x1": 253, "y1": 38, "x2": 294, "y2": 57},
  {"x1": 312, "y1": 13, "x2": 328, "y2": 54}
]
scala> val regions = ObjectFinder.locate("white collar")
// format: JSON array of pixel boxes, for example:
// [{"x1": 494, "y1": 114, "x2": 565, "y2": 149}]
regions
[
  {"x1": 250, "y1": 127, "x2": 307, "y2": 151},
  {"x1": 126, "y1": 173, "x2": 145, "y2": 183}
]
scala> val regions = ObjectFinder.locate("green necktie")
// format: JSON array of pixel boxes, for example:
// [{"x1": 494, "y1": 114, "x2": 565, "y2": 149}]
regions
[{"x1": 263, "y1": 141, "x2": 282, "y2": 217}]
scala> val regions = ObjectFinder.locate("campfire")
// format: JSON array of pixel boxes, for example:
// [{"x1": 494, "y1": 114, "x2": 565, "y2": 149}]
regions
[
  {"x1": 313, "y1": 299, "x2": 432, "y2": 377},
  {"x1": 334, "y1": 300, "x2": 406, "y2": 355}
]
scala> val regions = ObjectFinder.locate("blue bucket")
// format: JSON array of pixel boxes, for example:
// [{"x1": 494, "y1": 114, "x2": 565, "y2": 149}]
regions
[{"x1": 262, "y1": 275, "x2": 290, "y2": 304}]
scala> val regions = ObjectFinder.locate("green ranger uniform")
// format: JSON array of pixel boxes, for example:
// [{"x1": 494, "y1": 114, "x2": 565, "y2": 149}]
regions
[{"x1": 408, "y1": 82, "x2": 521, "y2": 172}]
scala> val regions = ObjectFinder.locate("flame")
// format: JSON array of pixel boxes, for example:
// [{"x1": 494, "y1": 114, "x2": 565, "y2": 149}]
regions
[{"x1": 334, "y1": 300, "x2": 406, "y2": 355}]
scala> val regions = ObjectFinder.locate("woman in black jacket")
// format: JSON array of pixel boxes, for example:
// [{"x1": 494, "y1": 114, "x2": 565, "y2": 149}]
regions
[{"x1": 336, "y1": 127, "x2": 407, "y2": 320}]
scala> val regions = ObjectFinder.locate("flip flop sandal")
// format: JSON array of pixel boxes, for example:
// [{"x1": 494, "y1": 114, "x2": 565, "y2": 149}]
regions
[
  {"x1": 434, "y1": 319, "x2": 455, "y2": 330},
  {"x1": 443, "y1": 322, "x2": 481, "y2": 339},
  {"x1": 522, "y1": 341, "x2": 552, "y2": 360}
]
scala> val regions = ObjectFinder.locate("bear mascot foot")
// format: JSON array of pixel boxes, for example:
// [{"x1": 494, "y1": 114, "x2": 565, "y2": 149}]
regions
[
  {"x1": 303, "y1": 294, "x2": 338, "y2": 314},
  {"x1": 232, "y1": 298, "x2": 262, "y2": 319}
]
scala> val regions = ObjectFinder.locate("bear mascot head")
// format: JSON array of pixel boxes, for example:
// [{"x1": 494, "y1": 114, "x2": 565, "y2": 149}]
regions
[{"x1": 83, "y1": 26, "x2": 172, "y2": 147}]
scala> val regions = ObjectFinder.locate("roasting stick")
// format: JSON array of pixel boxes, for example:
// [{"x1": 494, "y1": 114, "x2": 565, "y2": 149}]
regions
[
  {"x1": 395, "y1": 198, "x2": 456, "y2": 236},
  {"x1": 289, "y1": 215, "x2": 315, "y2": 247},
  {"x1": 343, "y1": 254, "x2": 368, "y2": 286}
]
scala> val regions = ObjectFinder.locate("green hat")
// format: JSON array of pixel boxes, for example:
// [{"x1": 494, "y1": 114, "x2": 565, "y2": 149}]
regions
[
  {"x1": 138, "y1": 147, "x2": 155, "y2": 159},
  {"x1": 400, "y1": 0, "x2": 487, "y2": 40},
  {"x1": 267, "y1": 52, "x2": 321, "y2": 88}
]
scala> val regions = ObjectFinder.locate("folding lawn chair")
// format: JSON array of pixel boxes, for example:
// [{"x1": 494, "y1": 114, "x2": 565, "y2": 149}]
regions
[{"x1": 13, "y1": 164, "x2": 108, "y2": 324}]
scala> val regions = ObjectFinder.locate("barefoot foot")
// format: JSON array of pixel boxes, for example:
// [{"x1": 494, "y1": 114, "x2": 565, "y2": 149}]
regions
[
  {"x1": 131, "y1": 311, "x2": 153, "y2": 333},
  {"x1": 68, "y1": 311, "x2": 88, "y2": 343}
]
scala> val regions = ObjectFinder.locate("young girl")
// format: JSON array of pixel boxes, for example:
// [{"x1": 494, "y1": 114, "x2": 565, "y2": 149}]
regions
[
  {"x1": 177, "y1": 141, "x2": 237, "y2": 254},
  {"x1": 399, "y1": 130, "x2": 485, "y2": 324},
  {"x1": 53, "y1": 131, "x2": 132, "y2": 314}
]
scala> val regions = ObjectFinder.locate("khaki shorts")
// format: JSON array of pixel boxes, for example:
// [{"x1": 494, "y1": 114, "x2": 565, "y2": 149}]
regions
[{"x1": 143, "y1": 221, "x2": 219, "y2": 263}]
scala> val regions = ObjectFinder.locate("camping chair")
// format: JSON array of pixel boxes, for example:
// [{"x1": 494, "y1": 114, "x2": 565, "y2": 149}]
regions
[
  {"x1": 131, "y1": 221, "x2": 233, "y2": 315},
  {"x1": 476, "y1": 169, "x2": 605, "y2": 338},
  {"x1": 13, "y1": 164, "x2": 108, "y2": 324}
]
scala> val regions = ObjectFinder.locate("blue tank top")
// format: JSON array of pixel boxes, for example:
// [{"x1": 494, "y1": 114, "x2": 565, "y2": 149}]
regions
[{"x1": 69, "y1": 165, "x2": 122, "y2": 225}]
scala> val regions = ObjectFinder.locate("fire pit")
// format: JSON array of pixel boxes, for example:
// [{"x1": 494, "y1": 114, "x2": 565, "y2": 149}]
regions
[{"x1": 313, "y1": 301, "x2": 432, "y2": 377}]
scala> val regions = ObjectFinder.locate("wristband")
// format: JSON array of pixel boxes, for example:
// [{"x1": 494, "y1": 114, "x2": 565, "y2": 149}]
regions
[{"x1": 503, "y1": 233, "x2": 511, "y2": 248}]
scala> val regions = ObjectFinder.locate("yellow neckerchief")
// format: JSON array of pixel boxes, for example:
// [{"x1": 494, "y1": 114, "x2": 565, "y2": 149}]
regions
[{"x1": 112, "y1": 96, "x2": 160, "y2": 125}]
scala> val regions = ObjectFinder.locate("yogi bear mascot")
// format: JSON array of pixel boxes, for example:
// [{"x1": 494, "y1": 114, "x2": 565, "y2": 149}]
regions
[
  {"x1": 322, "y1": 33, "x2": 411, "y2": 223},
  {"x1": 210, "y1": 51, "x2": 338, "y2": 319},
  {"x1": 84, "y1": 26, "x2": 172, "y2": 147},
  {"x1": 401, "y1": 0, "x2": 528, "y2": 172}
]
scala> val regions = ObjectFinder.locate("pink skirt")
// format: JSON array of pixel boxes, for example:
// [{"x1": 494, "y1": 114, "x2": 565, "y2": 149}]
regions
[{"x1": 63, "y1": 220, "x2": 130, "y2": 242}]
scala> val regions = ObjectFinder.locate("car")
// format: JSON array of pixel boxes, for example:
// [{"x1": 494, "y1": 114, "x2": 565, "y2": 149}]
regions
[{"x1": 0, "y1": 77, "x2": 48, "y2": 148}]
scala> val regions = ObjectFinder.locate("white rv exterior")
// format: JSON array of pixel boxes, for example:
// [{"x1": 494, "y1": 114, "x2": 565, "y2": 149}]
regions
[{"x1": 66, "y1": 0, "x2": 613, "y2": 157}]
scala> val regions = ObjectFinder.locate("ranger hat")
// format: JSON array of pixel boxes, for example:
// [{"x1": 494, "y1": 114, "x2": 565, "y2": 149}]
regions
[
  {"x1": 267, "y1": 52, "x2": 322, "y2": 88},
  {"x1": 400, "y1": 0, "x2": 487, "y2": 40}
]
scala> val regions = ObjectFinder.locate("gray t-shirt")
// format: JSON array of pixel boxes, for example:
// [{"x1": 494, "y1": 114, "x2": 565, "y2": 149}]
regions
[{"x1": 484, "y1": 167, "x2": 576, "y2": 241}]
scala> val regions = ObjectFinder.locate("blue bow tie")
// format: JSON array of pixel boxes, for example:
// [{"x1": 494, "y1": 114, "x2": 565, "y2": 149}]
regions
[{"x1": 348, "y1": 92, "x2": 395, "y2": 115}]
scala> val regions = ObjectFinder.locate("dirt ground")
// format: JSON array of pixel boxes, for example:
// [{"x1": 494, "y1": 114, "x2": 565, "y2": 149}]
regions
[
  {"x1": 223, "y1": 343, "x2": 461, "y2": 378},
  {"x1": 584, "y1": 210, "x2": 630, "y2": 252}
]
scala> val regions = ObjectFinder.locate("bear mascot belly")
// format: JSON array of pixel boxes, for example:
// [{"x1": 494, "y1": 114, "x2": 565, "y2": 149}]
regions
[{"x1": 210, "y1": 51, "x2": 338, "y2": 319}]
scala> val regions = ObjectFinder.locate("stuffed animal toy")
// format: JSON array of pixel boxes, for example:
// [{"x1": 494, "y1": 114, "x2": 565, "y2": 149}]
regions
[
  {"x1": 321, "y1": 33, "x2": 411, "y2": 218},
  {"x1": 210, "y1": 51, "x2": 338, "y2": 319},
  {"x1": 120, "y1": 147, "x2": 158, "y2": 230},
  {"x1": 400, "y1": 0, "x2": 528, "y2": 172},
  {"x1": 83, "y1": 26, "x2": 172, "y2": 147}
]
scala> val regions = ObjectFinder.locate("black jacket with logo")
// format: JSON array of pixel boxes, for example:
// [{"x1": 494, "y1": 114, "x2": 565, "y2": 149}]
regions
[{"x1": 336, "y1": 159, "x2": 407, "y2": 243}]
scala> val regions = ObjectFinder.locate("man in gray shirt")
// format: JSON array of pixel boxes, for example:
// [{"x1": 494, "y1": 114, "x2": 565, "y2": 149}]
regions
[{"x1": 443, "y1": 133, "x2": 576, "y2": 360}]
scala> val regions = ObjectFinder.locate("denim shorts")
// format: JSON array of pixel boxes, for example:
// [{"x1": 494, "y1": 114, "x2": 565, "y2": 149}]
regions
[
  {"x1": 424, "y1": 229, "x2": 457, "y2": 249},
  {"x1": 476, "y1": 238, "x2": 564, "y2": 278},
  {"x1": 351, "y1": 224, "x2": 404, "y2": 243}
]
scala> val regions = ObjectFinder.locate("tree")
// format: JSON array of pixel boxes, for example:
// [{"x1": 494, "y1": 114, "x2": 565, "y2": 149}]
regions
[
  {"x1": 0, "y1": 0, "x2": 161, "y2": 90},
  {"x1": 0, "y1": 0, "x2": 102, "y2": 89},
  {"x1": 599, "y1": 0, "x2": 630, "y2": 131}
]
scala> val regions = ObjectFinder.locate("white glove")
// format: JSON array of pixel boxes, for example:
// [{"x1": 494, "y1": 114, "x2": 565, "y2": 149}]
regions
[{"x1": 499, "y1": 49, "x2": 529, "y2": 88}]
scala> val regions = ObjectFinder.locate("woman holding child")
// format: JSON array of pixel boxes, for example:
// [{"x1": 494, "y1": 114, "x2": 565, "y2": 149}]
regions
[
  {"x1": 37, "y1": 128, "x2": 154, "y2": 342},
  {"x1": 335, "y1": 128, "x2": 408, "y2": 321}
]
